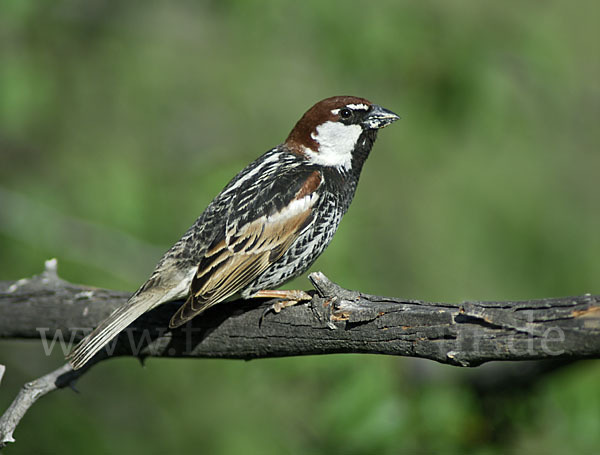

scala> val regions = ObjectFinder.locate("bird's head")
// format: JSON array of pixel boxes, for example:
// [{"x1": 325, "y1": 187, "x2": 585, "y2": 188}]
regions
[{"x1": 285, "y1": 96, "x2": 399, "y2": 172}]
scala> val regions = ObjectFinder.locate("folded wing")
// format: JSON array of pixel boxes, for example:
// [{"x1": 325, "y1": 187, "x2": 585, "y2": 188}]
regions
[{"x1": 169, "y1": 169, "x2": 322, "y2": 328}]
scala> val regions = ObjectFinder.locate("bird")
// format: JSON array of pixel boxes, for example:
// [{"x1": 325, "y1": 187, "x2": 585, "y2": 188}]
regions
[{"x1": 67, "y1": 95, "x2": 399, "y2": 369}]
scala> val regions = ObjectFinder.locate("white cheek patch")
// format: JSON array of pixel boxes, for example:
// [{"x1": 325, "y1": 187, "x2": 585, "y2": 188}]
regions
[{"x1": 305, "y1": 121, "x2": 362, "y2": 171}]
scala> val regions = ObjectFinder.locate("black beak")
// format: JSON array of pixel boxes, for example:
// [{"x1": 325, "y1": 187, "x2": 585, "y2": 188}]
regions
[{"x1": 362, "y1": 104, "x2": 400, "y2": 129}]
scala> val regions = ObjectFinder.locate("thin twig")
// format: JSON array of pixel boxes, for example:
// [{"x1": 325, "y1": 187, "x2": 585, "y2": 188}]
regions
[{"x1": 0, "y1": 359, "x2": 100, "y2": 448}]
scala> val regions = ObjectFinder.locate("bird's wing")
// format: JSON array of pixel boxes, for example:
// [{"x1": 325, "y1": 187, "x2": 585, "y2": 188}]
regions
[{"x1": 169, "y1": 167, "x2": 323, "y2": 328}]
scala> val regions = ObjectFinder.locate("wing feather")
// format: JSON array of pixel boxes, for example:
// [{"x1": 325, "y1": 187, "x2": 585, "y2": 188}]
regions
[{"x1": 169, "y1": 180, "x2": 320, "y2": 328}]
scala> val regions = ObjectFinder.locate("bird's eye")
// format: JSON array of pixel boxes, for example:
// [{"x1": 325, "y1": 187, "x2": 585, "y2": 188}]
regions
[{"x1": 340, "y1": 108, "x2": 352, "y2": 119}]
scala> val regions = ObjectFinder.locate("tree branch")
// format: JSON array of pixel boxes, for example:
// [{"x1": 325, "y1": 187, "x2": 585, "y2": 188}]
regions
[{"x1": 1, "y1": 260, "x2": 599, "y2": 447}]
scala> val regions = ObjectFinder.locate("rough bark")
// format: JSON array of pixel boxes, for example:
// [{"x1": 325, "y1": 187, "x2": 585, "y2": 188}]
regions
[
  {"x1": 1, "y1": 260, "x2": 599, "y2": 447},
  {"x1": 2, "y1": 260, "x2": 599, "y2": 365}
]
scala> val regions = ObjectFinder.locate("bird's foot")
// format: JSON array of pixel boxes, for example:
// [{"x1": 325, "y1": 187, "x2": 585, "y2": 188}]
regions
[{"x1": 252, "y1": 289, "x2": 312, "y2": 326}]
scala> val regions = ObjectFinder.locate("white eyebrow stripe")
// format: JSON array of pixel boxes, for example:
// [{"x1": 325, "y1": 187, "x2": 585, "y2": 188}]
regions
[
  {"x1": 345, "y1": 103, "x2": 369, "y2": 110},
  {"x1": 331, "y1": 104, "x2": 370, "y2": 116}
]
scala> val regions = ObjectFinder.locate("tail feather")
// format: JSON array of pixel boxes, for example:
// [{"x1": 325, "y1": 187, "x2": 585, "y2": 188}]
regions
[{"x1": 67, "y1": 293, "x2": 162, "y2": 369}]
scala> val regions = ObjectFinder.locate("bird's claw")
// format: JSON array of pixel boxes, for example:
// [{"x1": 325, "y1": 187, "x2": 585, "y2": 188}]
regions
[{"x1": 258, "y1": 294, "x2": 312, "y2": 327}]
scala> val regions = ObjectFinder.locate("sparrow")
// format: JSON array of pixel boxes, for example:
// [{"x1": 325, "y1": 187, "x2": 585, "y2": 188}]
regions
[{"x1": 68, "y1": 96, "x2": 399, "y2": 369}]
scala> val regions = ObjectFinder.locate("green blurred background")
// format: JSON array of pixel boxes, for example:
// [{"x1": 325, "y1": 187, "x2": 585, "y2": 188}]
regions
[{"x1": 1, "y1": 0, "x2": 599, "y2": 453}]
